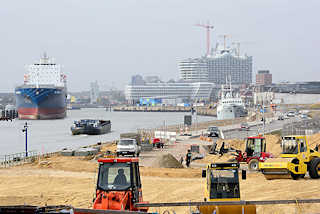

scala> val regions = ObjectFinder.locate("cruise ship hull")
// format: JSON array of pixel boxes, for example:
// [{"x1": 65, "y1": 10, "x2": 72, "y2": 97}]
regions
[
  {"x1": 217, "y1": 105, "x2": 248, "y2": 120},
  {"x1": 15, "y1": 87, "x2": 67, "y2": 120}
]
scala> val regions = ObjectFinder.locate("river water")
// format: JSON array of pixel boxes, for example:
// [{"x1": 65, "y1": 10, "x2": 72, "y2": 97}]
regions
[{"x1": 0, "y1": 108, "x2": 214, "y2": 156}]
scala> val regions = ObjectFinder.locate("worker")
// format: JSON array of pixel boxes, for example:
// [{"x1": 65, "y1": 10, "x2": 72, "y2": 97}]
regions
[
  {"x1": 185, "y1": 149, "x2": 192, "y2": 167},
  {"x1": 219, "y1": 142, "x2": 225, "y2": 156},
  {"x1": 113, "y1": 168, "x2": 127, "y2": 186}
]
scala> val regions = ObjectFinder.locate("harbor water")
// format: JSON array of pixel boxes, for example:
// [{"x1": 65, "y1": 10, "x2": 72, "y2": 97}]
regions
[{"x1": 0, "y1": 108, "x2": 214, "y2": 156}]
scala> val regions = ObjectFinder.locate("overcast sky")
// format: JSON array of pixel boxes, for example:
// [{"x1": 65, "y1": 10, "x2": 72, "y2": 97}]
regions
[{"x1": 0, "y1": 0, "x2": 319, "y2": 92}]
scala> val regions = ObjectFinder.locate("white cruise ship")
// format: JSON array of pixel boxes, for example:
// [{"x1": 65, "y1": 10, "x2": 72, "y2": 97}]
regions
[{"x1": 216, "y1": 79, "x2": 247, "y2": 120}]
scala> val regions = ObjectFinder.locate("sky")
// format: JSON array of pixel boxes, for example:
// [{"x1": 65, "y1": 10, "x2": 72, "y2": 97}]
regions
[{"x1": 0, "y1": 0, "x2": 319, "y2": 92}]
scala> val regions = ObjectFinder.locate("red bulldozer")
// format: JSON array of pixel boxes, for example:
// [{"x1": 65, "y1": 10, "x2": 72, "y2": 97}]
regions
[
  {"x1": 84, "y1": 157, "x2": 148, "y2": 213},
  {"x1": 235, "y1": 135, "x2": 273, "y2": 170}
]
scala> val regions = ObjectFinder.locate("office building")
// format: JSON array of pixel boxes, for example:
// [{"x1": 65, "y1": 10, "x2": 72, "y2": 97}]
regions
[{"x1": 256, "y1": 70, "x2": 272, "y2": 85}]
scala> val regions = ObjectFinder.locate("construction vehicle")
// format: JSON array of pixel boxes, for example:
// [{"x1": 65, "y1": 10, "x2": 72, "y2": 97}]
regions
[
  {"x1": 199, "y1": 162, "x2": 256, "y2": 214},
  {"x1": 259, "y1": 135, "x2": 320, "y2": 179},
  {"x1": 235, "y1": 136, "x2": 272, "y2": 170},
  {"x1": 90, "y1": 157, "x2": 148, "y2": 212}
]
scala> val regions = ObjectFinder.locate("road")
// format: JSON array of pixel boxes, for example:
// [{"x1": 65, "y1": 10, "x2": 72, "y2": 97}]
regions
[{"x1": 223, "y1": 117, "x2": 301, "y2": 139}]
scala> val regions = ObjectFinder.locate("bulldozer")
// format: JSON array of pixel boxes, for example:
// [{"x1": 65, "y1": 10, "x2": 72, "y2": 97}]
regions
[
  {"x1": 82, "y1": 157, "x2": 148, "y2": 212},
  {"x1": 198, "y1": 162, "x2": 256, "y2": 214},
  {"x1": 259, "y1": 135, "x2": 320, "y2": 180},
  {"x1": 235, "y1": 135, "x2": 273, "y2": 170}
]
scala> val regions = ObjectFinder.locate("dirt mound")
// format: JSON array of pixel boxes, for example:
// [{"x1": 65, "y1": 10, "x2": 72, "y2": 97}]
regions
[
  {"x1": 195, "y1": 153, "x2": 236, "y2": 164},
  {"x1": 308, "y1": 133, "x2": 320, "y2": 147},
  {"x1": 151, "y1": 153, "x2": 184, "y2": 168}
]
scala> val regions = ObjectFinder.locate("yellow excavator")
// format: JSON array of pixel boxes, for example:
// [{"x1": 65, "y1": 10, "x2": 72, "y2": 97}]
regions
[
  {"x1": 199, "y1": 162, "x2": 256, "y2": 214},
  {"x1": 259, "y1": 135, "x2": 320, "y2": 179}
]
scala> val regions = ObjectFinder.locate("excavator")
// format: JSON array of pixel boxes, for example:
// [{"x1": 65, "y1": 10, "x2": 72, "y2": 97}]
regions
[
  {"x1": 198, "y1": 162, "x2": 256, "y2": 214},
  {"x1": 76, "y1": 157, "x2": 148, "y2": 213},
  {"x1": 259, "y1": 135, "x2": 320, "y2": 180}
]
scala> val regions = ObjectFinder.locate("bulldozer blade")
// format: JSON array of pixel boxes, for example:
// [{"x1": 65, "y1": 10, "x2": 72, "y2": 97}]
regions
[{"x1": 199, "y1": 204, "x2": 256, "y2": 214}]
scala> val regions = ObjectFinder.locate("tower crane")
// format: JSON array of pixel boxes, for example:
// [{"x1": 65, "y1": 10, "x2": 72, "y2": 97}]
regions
[{"x1": 195, "y1": 23, "x2": 214, "y2": 56}]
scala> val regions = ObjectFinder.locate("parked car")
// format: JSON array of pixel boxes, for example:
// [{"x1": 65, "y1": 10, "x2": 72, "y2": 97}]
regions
[
  {"x1": 240, "y1": 123, "x2": 249, "y2": 131},
  {"x1": 300, "y1": 114, "x2": 309, "y2": 119},
  {"x1": 278, "y1": 115, "x2": 284, "y2": 120},
  {"x1": 286, "y1": 111, "x2": 295, "y2": 117},
  {"x1": 207, "y1": 126, "x2": 219, "y2": 137}
]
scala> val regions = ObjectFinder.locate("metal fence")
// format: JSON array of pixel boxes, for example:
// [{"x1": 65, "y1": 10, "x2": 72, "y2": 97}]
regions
[
  {"x1": 0, "y1": 151, "x2": 59, "y2": 168},
  {"x1": 282, "y1": 119, "x2": 320, "y2": 136}
]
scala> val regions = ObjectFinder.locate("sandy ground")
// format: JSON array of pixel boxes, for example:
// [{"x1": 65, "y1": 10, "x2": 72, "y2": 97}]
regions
[{"x1": 1, "y1": 133, "x2": 320, "y2": 213}]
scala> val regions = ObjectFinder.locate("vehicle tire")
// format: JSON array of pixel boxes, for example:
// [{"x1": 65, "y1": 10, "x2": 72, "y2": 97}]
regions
[
  {"x1": 291, "y1": 172, "x2": 300, "y2": 180},
  {"x1": 309, "y1": 158, "x2": 320, "y2": 179},
  {"x1": 248, "y1": 159, "x2": 259, "y2": 171},
  {"x1": 300, "y1": 174, "x2": 305, "y2": 178}
]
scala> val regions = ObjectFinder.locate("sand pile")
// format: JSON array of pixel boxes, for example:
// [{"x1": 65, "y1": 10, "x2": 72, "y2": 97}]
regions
[
  {"x1": 307, "y1": 133, "x2": 320, "y2": 147},
  {"x1": 100, "y1": 142, "x2": 117, "y2": 153},
  {"x1": 264, "y1": 134, "x2": 282, "y2": 157},
  {"x1": 151, "y1": 153, "x2": 184, "y2": 168},
  {"x1": 196, "y1": 153, "x2": 236, "y2": 164}
]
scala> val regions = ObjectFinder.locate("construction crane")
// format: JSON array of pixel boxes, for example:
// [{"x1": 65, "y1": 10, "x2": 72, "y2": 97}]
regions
[
  {"x1": 218, "y1": 34, "x2": 231, "y2": 50},
  {"x1": 232, "y1": 41, "x2": 255, "y2": 57},
  {"x1": 232, "y1": 42, "x2": 241, "y2": 57},
  {"x1": 195, "y1": 23, "x2": 214, "y2": 56}
]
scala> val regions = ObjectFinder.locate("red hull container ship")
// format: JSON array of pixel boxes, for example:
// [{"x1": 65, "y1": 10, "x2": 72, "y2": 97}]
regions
[{"x1": 15, "y1": 53, "x2": 67, "y2": 120}]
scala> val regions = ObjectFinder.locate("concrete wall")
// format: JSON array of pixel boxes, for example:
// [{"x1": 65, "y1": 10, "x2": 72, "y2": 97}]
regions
[{"x1": 274, "y1": 93, "x2": 320, "y2": 104}]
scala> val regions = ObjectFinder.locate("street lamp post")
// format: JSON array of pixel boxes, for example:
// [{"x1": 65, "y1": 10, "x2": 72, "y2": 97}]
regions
[{"x1": 22, "y1": 122, "x2": 28, "y2": 157}]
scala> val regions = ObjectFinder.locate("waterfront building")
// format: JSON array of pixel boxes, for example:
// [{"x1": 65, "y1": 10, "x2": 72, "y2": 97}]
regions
[
  {"x1": 90, "y1": 81, "x2": 100, "y2": 104},
  {"x1": 179, "y1": 45, "x2": 252, "y2": 85},
  {"x1": 144, "y1": 76, "x2": 162, "y2": 83},
  {"x1": 256, "y1": 70, "x2": 272, "y2": 85},
  {"x1": 179, "y1": 58, "x2": 208, "y2": 82},
  {"x1": 125, "y1": 82, "x2": 215, "y2": 103},
  {"x1": 131, "y1": 75, "x2": 145, "y2": 85}
]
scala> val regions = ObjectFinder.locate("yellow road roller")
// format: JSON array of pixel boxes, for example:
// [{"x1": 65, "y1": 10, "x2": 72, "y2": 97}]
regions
[
  {"x1": 199, "y1": 162, "x2": 256, "y2": 214},
  {"x1": 259, "y1": 135, "x2": 320, "y2": 179}
]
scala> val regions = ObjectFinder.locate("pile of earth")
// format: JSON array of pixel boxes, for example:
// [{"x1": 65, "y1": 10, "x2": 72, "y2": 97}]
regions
[{"x1": 151, "y1": 153, "x2": 184, "y2": 168}]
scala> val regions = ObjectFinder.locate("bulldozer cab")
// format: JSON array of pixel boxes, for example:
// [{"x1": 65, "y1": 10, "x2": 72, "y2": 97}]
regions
[
  {"x1": 97, "y1": 158, "x2": 141, "y2": 192},
  {"x1": 245, "y1": 137, "x2": 266, "y2": 157},
  {"x1": 203, "y1": 163, "x2": 241, "y2": 201},
  {"x1": 200, "y1": 163, "x2": 256, "y2": 214},
  {"x1": 281, "y1": 136, "x2": 308, "y2": 156}
]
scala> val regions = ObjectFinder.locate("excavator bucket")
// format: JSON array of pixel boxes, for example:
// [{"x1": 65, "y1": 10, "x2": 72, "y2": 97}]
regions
[{"x1": 199, "y1": 204, "x2": 256, "y2": 214}]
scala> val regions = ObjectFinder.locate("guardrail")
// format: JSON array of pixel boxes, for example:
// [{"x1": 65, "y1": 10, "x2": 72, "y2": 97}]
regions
[{"x1": 0, "y1": 151, "x2": 59, "y2": 168}]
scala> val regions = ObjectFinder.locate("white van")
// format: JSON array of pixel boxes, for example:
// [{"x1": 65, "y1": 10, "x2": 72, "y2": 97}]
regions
[{"x1": 116, "y1": 138, "x2": 141, "y2": 157}]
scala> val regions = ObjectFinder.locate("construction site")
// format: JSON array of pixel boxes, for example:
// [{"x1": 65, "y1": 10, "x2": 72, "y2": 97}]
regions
[{"x1": 1, "y1": 110, "x2": 320, "y2": 214}]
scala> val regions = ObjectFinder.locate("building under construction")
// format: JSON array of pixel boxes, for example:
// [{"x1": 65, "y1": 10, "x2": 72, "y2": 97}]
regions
[{"x1": 179, "y1": 44, "x2": 252, "y2": 85}]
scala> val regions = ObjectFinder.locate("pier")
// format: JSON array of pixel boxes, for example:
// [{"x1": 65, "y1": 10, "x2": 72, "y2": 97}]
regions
[{"x1": 112, "y1": 105, "x2": 218, "y2": 116}]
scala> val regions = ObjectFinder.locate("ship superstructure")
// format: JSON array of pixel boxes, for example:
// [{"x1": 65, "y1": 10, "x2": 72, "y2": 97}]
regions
[
  {"x1": 216, "y1": 77, "x2": 247, "y2": 120},
  {"x1": 15, "y1": 53, "x2": 67, "y2": 119}
]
